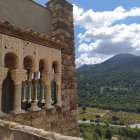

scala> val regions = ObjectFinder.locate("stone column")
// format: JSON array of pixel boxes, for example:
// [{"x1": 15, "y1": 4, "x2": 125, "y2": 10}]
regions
[
  {"x1": 0, "y1": 68, "x2": 8, "y2": 116},
  {"x1": 54, "y1": 73, "x2": 62, "y2": 107},
  {"x1": 10, "y1": 69, "x2": 26, "y2": 114},
  {"x1": 41, "y1": 81, "x2": 45, "y2": 103},
  {"x1": 42, "y1": 72, "x2": 54, "y2": 109},
  {"x1": 22, "y1": 81, "x2": 27, "y2": 102},
  {"x1": 27, "y1": 72, "x2": 32, "y2": 103},
  {"x1": 28, "y1": 72, "x2": 41, "y2": 111}
]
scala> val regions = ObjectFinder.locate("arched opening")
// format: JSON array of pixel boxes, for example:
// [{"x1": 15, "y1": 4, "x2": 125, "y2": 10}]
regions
[
  {"x1": 38, "y1": 59, "x2": 47, "y2": 108},
  {"x1": 51, "y1": 61, "x2": 59, "y2": 105},
  {"x1": 52, "y1": 61, "x2": 59, "y2": 73},
  {"x1": 2, "y1": 52, "x2": 18, "y2": 113},
  {"x1": 23, "y1": 56, "x2": 35, "y2": 110},
  {"x1": 4, "y1": 52, "x2": 18, "y2": 70}
]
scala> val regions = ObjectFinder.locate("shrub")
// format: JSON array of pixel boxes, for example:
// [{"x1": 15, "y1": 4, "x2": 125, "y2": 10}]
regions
[{"x1": 82, "y1": 118, "x2": 87, "y2": 121}]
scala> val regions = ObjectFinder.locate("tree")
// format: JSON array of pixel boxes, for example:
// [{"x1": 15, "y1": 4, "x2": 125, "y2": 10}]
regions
[{"x1": 105, "y1": 129, "x2": 112, "y2": 139}]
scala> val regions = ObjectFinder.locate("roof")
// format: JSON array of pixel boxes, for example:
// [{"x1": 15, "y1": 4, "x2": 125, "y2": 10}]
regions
[{"x1": 0, "y1": 21, "x2": 68, "y2": 50}]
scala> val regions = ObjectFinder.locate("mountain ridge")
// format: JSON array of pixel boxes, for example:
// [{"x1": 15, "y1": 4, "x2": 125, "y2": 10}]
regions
[
  {"x1": 77, "y1": 53, "x2": 140, "y2": 113},
  {"x1": 77, "y1": 53, "x2": 140, "y2": 73}
]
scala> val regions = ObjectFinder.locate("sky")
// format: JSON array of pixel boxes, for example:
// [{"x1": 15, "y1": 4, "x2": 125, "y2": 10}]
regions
[{"x1": 35, "y1": 0, "x2": 140, "y2": 67}]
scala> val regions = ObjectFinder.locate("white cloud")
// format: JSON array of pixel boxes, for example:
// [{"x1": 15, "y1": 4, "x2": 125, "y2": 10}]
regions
[
  {"x1": 76, "y1": 53, "x2": 112, "y2": 68},
  {"x1": 73, "y1": 5, "x2": 140, "y2": 29},
  {"x1": 73, "y1": 5, "x2": 140, "y2": 67}
]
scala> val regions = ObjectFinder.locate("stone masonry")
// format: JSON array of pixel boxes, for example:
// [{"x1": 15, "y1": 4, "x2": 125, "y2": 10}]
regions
[{"x1": 0, "y1": 0, "x2": 79, "y2": 138}]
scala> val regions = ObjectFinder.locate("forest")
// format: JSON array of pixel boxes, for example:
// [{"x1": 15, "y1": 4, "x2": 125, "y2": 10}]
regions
[{"x1": 77, "y1": 54, "x2": 140, "y2": 113}]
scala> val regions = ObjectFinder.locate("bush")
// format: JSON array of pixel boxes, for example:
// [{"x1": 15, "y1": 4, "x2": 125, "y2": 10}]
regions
[
  {"x1": 95, "y1": 114, "x2": 101, "y2": 118},
  {"x1": 90, "y1": 119, "x2": 94, "y2": 122},
  {"x1": 112, "y1": 116, "x2": 120, "y2": 121},
  {"x1": 82, "y1": 118, "x2": 87, "y2": 121},
  {"x1": 95, "y1": 119, "x2": 100, "y2": 123}
]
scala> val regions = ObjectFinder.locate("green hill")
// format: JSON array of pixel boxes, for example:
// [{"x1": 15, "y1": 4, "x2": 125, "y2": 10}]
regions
[{"x1": 77, "y1": 53, "x2": 140, "y2": 113}]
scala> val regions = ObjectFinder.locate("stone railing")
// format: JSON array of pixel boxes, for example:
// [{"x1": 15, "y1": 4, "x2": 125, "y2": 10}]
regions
[{"x1": 0, "y1": 119, "x2": 83, "y2": 140}]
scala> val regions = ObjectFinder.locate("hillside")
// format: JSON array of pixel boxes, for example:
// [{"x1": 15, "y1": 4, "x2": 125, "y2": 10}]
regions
[{"x1": 77, "y1": 53, "x2": 140, "y2": 113}]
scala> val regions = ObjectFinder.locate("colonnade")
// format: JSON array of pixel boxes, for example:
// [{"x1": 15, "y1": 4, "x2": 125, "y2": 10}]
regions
[{"x1": 0, "y1": 68, "x2": 62, "y2": 115}]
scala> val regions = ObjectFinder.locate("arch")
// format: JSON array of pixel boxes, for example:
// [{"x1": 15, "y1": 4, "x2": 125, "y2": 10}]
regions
[
  {"x1": 39, "y1": 58, "x2": 48, "y2": 73},
  {"x1": 4, "y1": 52, "x2": 19, "y2": 70},
  {"x1": 2, "y1": 52, "x2": 18, "y2": 113},
  {"x1": 2, "y1": 71, "x2": 15, "y2": 113},
  {"x1": 52, "y1": 61, "x2": 60, "y2": 73},
  {"x1": 23, "y1": 55, "x2": 35, "y2": 72}
]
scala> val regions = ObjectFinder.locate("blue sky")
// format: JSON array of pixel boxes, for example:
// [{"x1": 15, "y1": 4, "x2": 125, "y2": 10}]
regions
[{"x1": 36, "y1": 0, "x2": 140, "y2": 67}]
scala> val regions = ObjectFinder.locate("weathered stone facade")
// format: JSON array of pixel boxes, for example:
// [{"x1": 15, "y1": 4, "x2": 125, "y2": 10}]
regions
[
  {"x1": 0, "y1": 119, "x2": 83, "y2": 140},
  {"x1": 0, "y1": 0, "x2": 79, "y2": 138}
]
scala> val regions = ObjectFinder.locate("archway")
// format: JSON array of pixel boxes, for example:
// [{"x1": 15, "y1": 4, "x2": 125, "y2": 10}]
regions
[
  {"x1": 2, "y1": 52, "x2": 18, "y2": 113},
  {"x1": 38, "y1": 59, "x2": 47, "y2": 107},
  {"x1": 23, "y1": 56, "x2": 35, "y2": 110},
  {"x1": 51, "y1": 61, "x2": 60, "y2": 105}
]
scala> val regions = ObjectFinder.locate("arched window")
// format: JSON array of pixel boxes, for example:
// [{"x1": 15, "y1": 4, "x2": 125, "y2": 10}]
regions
[
  {"x1": 2, "y1": 52, "x2": 19, "y2": 113},
  {"x1": 23, "y1": 56, "x2": 35, "y2": 110}
]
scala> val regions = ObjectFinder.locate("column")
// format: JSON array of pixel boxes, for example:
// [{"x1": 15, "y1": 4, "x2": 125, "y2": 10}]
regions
[
  {"x1": 28, "y1": 72, "x2": 41, "y2": 111},
  {"x1": 22, "y1": 81, "x2": 27, "y2": 102},
  {"x1": 0, "y1": 67, "x2": 8, "y2": 116},
  {"x1": 42, "y1": 72, "x2": 54, "y2": 109},
  {"x1": 27, "y1": 72, "x2": 32, "y2": 103},
  {"x1": 10, "y1": 69, "x2": 26, "y2": 114},
  {"x1": 41, "y1": 81, "x2": 45, "y2": 103},
  {"x1": 54, "y1": 73, "x2": 62, "y2": 107}
]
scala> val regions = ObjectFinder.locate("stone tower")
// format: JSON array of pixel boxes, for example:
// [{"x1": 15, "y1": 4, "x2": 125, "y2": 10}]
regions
[{"x1": 0, "y1": 0, "x2": 79, "y2": 137}]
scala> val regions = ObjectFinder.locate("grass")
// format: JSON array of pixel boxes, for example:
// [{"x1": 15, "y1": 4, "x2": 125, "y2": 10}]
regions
[{"x1": 79, "y1": 107, "x2": 140, "y2": 124}]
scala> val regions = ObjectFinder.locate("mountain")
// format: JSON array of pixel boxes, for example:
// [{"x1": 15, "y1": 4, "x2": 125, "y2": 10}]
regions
[
  {"x1": 77, "y1": 53, "x2": 140, "y2": 113},
  {"x1": 78, "y1": 53, "x2": 140, "y2": 73}
]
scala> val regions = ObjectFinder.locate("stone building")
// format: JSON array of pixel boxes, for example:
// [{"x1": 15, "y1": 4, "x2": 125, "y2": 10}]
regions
[{"x1": 0, "y1": 0, "x2": 79, "y2": 137}]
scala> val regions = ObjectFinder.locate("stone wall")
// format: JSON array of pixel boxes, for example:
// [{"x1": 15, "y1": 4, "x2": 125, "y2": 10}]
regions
[
  {"x1": 3, "y1": 107, "x2": 79, "y2": 136},
  {"x1": 0, "y1": 0, "x2": 52, "y2": 35},
  {"x1": 0, "y1": 119, "x2": 83, "y2": 140},
  {"x1": 0, "y1": 0, "x2": 79, "y2": 137},
  {"x1": 47, "y1": 0, "x2": 79, "y2": 136}
]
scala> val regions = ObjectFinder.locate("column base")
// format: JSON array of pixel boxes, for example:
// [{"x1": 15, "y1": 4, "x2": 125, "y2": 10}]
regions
[
  {"x1": 27, "y1": 102, "x2": 41, "y2": 111},
  {"x1": 56, "y1": 102, "x2": 62, "y2": 108},
  {"x1": 41, "y1": 99, "x2": 45, "y2": 104},
  {"x1": 11, "y1": 108, "x2": 25, "y2": 115},
  {"x1": 43, "y1": 104, "x2": 54, "y2": 109}
]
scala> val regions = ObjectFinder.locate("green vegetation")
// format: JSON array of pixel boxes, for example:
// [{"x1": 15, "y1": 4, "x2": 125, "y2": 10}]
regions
[
  {"x1": 80, "y1": 123, "x2": 140, "y2": 140},
  {"x1": 77, "y1": 54, "x2": 140, "y2": 113},
  {"x1": 79, "y1": 108, "x2": 140, "y2": 125}
]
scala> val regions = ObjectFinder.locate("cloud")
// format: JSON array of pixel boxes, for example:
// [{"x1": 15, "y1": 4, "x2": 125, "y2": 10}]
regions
[
  {"x1": 76, "y1": 53, "x2": 112, "y2": 68},
  {"x1": 78, "y1": 24, "x2": 140, "y2": 55},
  {"x1": 73, "y1": 5, "x2": 140, "y2": 29},
  {"x1": 73, "y1": 5, "x2": 140, "y2": 67}
]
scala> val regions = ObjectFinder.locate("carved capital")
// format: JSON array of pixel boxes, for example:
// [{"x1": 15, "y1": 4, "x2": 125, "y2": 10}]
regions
[
  {"x1": 11, "y1": 69, "x2": 27, "y2": 85},
  {"x1": 42, "y1": 72, "x2": 54, "y2": 85},
  {"x1": 54, "y1": 73, "x2": 61, "y2": 85},
  {"x1": 0, "y1": 67, "x2": 8, "y2": 85}
]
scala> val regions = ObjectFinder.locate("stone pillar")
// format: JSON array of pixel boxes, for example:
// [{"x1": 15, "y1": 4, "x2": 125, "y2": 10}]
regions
[
  {"x1": 54, "y1": 73, "x2": 62, "y2": 107},
  {"x1": 40, "y1": 80, "x2": 45, "y2": 103},
  {"x1": 27, "y1": 72, "x2": 32, "y2": 103},
  {"x1": 10, "y1": 69, "x2": 26, "y2": 114},
  {"x1": 28, "y1": 72, "x2": 41, "y2": 111},
  {"x1": 42, "y1": 72, "x2": 54, "y2": 109},
  {"x1": 47, "y1": 0, "x2": 79, "y2": 136},
  {"x1": 22, "y1": 81, "x2": 27, "y2": 102},
  {"x1": 0, "y1": 68, "x2": 8, "y2": 116}
]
